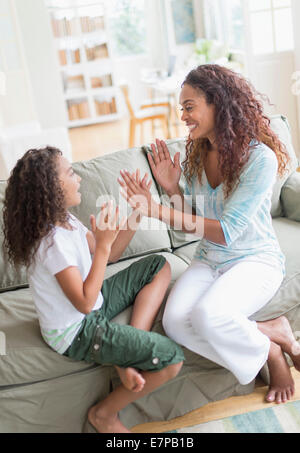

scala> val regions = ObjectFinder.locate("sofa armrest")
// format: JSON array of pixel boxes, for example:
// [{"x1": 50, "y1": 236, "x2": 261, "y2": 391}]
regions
[{"x1": 281, "y1": 171, "x2": 300, "y2": 221}]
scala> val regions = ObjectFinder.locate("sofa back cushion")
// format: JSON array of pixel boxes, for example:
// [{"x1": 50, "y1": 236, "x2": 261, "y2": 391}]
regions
[
  {"x1": 0, "y1": 181, "x2": 28, "y2": 292},
  {"x1": 269, "y1": 115, "x2": 299, "y2": 217},
  {"x1": 70, "y1": 146, "x2": 171, "y2": 260},
  {"x1": 280, "y1": 171, "x2": 300, "y2": 222}
]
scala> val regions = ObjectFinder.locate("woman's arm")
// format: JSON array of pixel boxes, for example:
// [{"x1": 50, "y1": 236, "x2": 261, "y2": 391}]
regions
[{"x1": 154, "y1": 203, "x2": 226, "y2": 245}]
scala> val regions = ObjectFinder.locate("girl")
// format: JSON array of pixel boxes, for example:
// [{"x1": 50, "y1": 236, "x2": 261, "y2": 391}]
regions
[
  {"x1": 2, "y1": 147, "x2": 184, "y2": 433},
  {"x1": 119, "y1": 64, "x2": 300, "y2": 405}
]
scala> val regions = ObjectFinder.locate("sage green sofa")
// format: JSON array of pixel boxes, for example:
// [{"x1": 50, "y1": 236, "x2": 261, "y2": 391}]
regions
[{"x1": 0, "y1": 115, "x2": 300, "y2": 433}]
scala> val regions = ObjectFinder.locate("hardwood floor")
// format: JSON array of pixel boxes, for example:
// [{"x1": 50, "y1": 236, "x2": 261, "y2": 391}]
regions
[
  {"x1": 132, "y1": 368, "x2": 300, "y2": 433},
  {"x1": 69, "y1": 119, "x2": 300, "y2": 432},
  {"x1": 69, "y1": 116, "x2": 187, "y2": 162}
]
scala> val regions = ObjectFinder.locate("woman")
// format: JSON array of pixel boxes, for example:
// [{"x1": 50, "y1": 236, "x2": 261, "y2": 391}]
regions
[{"x1": 119, "y1": 64, "x2": 300, "y2": 404}]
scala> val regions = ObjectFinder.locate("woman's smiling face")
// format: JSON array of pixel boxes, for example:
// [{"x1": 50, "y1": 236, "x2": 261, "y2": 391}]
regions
[{"x1": 179, "y1": 83, "x2": 216, "y2": 144}]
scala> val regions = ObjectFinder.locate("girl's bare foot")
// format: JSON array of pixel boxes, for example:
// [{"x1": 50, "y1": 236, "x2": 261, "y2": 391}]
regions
[
  {"x1": 115, "y1": 366, "x2": 146, "y2": 392},
  {"x1": 88, "y1": 405, "x2": 131, "y2": 433},
  {"x1": 258, "y1": 316, "x2": 300, "y2": 371},
  {"x1": 265, "y1": 342, "x2": 295, "y2": 404}
]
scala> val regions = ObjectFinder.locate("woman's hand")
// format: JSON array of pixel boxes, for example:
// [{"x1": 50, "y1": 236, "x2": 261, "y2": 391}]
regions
[
  {"x1": 148, "y1": 139, "x2": 182, "y2": 195},
  {"x1": 119, "y1": 170, "x2": 159, "y2": 218},
  {"x1": 90, "y1": 201, "x2": 127, "y2": 250}
]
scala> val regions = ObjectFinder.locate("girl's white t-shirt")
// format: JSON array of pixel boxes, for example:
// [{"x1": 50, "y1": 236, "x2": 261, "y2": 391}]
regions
[{"x1": 28, "y1": 214, "x2": 103, "y2": 354}]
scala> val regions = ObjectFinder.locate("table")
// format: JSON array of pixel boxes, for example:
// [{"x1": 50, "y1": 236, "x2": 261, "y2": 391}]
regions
[{"x1": 141, "y1": 73, "x2": 185, "y2": 138}]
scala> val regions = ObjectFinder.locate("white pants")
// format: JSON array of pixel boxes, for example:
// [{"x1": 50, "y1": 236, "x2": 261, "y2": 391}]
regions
[{"x1": 162, "y1": 259, "x2": 283, "y2": 385}]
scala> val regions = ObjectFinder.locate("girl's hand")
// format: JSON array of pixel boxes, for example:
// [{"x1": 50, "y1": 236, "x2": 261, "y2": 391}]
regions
[
  {"x1": 90, "y1": 201, "x2": 127, "y2": 250},
  {"x1": 119, "y1": 170, "x2": 159, "y2": 218},
  {"x1": 148, "y1": 139, "x2": 182, "y2": 195}
]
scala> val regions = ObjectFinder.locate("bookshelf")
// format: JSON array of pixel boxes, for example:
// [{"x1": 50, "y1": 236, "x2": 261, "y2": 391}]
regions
[{"x1": 46, "y1": 0, "x2": 120, "y2": 128}]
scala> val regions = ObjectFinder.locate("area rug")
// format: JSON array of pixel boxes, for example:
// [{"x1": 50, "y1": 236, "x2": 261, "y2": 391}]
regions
[{"x1": 170, "y1": 401, "x2": 300, "y2": 433}]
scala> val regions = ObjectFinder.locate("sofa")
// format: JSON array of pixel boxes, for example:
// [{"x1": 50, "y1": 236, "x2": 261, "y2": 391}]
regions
[{"x1": 0, "y1": 114, "x2": 300, "y2": 433}]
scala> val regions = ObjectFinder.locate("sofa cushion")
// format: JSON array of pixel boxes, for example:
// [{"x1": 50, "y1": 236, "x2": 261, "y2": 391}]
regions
[
  {"x1": 281, "y1": 171, "x2": 300, "y2": 222},
  {"x1": 0, "y1": 181, "x2": 28, "y2": 293},
  {"x1": 252, "y1": 217, "x2": 300, "y2": 321},
  {"x1": 70, "y1": 146, "x2": 172, "y2": 261},
  {"x1": 0, "y1": 252, "x2": 187, "y2": 387},
  {"x1": 269, "y1": 115, "x2": 299, "y2": 217}
]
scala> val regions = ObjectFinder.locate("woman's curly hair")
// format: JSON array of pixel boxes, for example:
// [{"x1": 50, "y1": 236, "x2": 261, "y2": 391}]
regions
[
  {"x1": 182, "y1": 64, "x2": 290, "y2": 198},
  {"x1": 2, "y1": 146, "x2": 71, "y2": 268}
]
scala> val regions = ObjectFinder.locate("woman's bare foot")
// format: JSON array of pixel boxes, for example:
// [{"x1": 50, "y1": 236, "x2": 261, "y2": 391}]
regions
[
  {"x1": 265, "y1": 342, "x2": 295, "y2": 404},
  {"x1": 115, "y1": 366, "x2": 146, "y2": 392},
  {"x1": 88, "y1": 405, "x2": 131, "y2": 433},
  {"x1": 258, "y1": 316, "x2": 300, "y2": 371}
]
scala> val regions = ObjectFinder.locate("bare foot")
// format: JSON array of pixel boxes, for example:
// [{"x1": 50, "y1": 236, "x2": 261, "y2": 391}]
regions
[
  {"x1": 265, "y1": 342, "x2": 295, "y2": 404},
  {"x1": 115, "y1": 366, "x2": 146, "y2": 392},
  {"x1": 258, "y1": 316, "x2": 300, "y2": 371},
  {"x1": 88, "y1": 406, "x2": 131, "y2": 433}
]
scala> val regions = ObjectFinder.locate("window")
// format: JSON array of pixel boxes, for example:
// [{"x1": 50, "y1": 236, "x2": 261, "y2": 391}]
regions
[
  {"x1": 248, "y1": 0, "x2": 294, "y2": 54},
  {"x1": 107, "y1": 0, "x2": 146, "y2": 57},
  {"x1": 203, "y1": 0, "x2": 244, "y2": 50}
]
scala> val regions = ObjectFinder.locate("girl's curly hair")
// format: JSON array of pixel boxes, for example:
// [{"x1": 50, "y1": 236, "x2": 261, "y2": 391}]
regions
[
  {"x1": 182, "y1": 64, "x2": 290, "y2": 198},
  {"x1": 2, "y1": 146, "x2": 71, "y2": 268}
]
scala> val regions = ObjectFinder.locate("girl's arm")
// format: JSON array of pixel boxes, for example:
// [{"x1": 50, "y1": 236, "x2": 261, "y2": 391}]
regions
[
  {"x1": 86, "y1": 212, "x2": 143, "y2": 263},
  {"x1": 56, "y1": 202, "x2": 126, "y2": 315},
  {"x1": 55, "y1": 243, "x2": 111, "y2": 315},
  {"x1": 107, "y1": 211, "x2": 143, "y2": 263}
]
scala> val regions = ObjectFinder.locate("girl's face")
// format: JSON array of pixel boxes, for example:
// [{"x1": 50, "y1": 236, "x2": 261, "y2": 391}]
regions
[
  {"x1": 58, "y1": 155, "x2": 82, "y2": 208},
  {"x1": 179, "y1": 83, "x2": 216, "y2": 144}
]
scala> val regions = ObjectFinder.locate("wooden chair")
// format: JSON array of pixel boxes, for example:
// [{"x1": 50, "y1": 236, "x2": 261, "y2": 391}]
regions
[{"x1": 120, "y1": 84, "x2": 170, "y2": 148}]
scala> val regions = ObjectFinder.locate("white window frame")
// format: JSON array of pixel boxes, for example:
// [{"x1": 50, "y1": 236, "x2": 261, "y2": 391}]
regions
[{"x1": 243, "y1": 0, "x2": 294, "y2": 56}]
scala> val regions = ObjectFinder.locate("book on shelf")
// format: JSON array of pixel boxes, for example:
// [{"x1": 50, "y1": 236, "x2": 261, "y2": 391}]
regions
[
  {"x1": 80, "y1": 15, "x2": 105, "y2": 33},
  {"x1": 51, "y1": 17, "x2": 78, "y2": 38},
  {"x1": 85, "y1": 43, "x2": 109, "y2": 61},
  {"x1": 90, "y1": 74, "x2": 112, "y2": 88},
  {"x1": 95, "y1": 97, "x2": 117, "y2": 116},
  {"x1": 59, "y1": 50, "x2": 67, "y2": 66},
  {"x1": 65, "y1": 74, "x2": 85, "y2": 92},
  {"x1": 68, "y1": 100, "x2": 90, "y2": 121},
  {"x1": 59, "y1": 48, "x2": 81, "y2": 66}
]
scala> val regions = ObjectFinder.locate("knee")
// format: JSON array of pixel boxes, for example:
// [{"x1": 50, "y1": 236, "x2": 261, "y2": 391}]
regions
[
  {"x1": 162, "y1": 361, "x2": 183, "y2": 381},
  {"x1": 191, "y1": 303, "x2": 219, "y2": 339},
  {"x1": 162, "y1": 308, "x2": 182, "y2": 342},
  {"x1": 157, "y1": 260, "x2": 171, "y2": 283}
]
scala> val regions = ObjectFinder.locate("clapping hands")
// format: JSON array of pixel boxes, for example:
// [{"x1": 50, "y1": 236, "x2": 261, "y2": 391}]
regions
[
  {"x1": 147, "y1": 139, "x2": 182, "y2": 195},
  {"x1": 118, "y1": 168, "x2": 158, "y2": 218}
]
